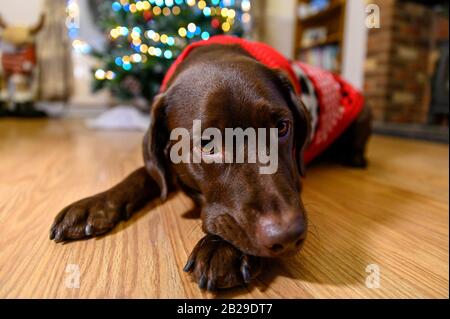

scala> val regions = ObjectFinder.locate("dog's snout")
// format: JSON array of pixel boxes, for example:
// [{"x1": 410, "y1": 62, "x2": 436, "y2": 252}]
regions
[{"x1": 256, "y1": 213, "x2": 307, "y2": 256}]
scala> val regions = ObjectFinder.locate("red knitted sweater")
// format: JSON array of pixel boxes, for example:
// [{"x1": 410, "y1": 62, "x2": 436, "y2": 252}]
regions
[{"x1": 160, "y1": 35, "x2": 364, "y2": 164}]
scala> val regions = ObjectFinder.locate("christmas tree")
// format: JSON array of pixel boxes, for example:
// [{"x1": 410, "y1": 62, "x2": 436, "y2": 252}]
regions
[{"x1": 89, "y1": 0, "x2": 251, "y2": 106}]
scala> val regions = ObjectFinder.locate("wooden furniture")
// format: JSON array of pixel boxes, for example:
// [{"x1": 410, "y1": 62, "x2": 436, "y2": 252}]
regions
[
  {"x1": 293, "y1": 0, "x2": 346, "y2": 73},
  {"x1": 0, "y1": 119, "x2": 448, "y2": 298}
]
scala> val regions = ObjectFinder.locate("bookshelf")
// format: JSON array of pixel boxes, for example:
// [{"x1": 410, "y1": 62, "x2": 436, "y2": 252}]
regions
[{"x1": 293, "y1": 0, "x2": 347, "y2": 73}]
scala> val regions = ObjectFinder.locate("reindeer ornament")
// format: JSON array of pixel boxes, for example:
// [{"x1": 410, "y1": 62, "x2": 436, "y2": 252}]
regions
[{"x1": 0, "y1": 14, "x2": 45, "y2": 117}]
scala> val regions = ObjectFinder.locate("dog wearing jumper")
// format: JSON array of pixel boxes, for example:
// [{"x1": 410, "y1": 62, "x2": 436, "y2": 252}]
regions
[{"x1": 50, "y1": 36, "x2": 371, "y2": 291}]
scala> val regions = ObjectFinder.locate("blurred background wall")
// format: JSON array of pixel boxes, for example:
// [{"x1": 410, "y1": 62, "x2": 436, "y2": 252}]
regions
[
  {"x1": 0, "y1": 0, "x2": 42, "y2": 24},
  {"x1": 258, "y1": 0, "x2": 297, "y2": 59}
]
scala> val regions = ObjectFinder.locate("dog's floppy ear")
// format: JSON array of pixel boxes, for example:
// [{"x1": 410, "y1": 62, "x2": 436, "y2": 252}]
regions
[
  {"x1": 273, "y1": 71, "x2": 311, "y2": 177},
  {"x1": 143, "y1": 93, "x2": 170, "y2": 200}
]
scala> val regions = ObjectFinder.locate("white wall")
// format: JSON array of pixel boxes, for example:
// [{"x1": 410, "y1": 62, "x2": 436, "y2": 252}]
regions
[
  {"x1": 0, "y1": 0, "x2": 44, "y2": 25},
  {"x1": 263, "y1": 0, "x2": 297, "y2": 59},
  {"x1": 341, "y1": 0, "x2": 368, "y2": 90}
]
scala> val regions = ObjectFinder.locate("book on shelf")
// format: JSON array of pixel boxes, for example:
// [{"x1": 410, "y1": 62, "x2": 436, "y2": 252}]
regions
[
  {"x1": 301, "y1": 27, "x2": 328, "y2": 47},
  {"x1": 298, "y1": 45, "x2": 340, "y2": 72},
  {"x1": 298, "y1": 0, "x2": 331, "y2": 19}
]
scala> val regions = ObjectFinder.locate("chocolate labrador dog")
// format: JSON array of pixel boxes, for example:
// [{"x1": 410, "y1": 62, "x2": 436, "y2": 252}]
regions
[{"x1": 50, "y1": 43, "x2": 371, "y2": 291}]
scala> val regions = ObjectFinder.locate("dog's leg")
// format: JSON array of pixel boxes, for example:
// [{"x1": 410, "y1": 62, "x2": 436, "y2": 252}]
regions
[
  {"x1": 50, "y1": 167, "x2": 163, "y2": 242},
  {"x1": 327, "y1": 104, "x2": 372, "y2": 168},
  {"x1": 183, "y1": 234, "x2": 263, "y2": 291}
]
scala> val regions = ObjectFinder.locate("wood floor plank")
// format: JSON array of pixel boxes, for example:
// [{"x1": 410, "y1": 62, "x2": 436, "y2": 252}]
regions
[{"x1": 0, "y1": 119, "x2": 448, "y2": 298}]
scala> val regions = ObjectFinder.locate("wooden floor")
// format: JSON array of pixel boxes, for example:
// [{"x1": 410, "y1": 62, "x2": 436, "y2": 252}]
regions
[{"x1": 0, "y1": 119, "x2": 448, "y2": 298}]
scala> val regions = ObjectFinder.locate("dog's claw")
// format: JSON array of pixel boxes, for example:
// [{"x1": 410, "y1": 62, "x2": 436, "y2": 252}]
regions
[
  {"x1": 85, "y1": 224, "x2": 93, "y2": 236},
  {"x1": 207, "y1": 279, "x2": 216, "y2": 291},
  {"x1": 241, "y1": 255, "x2": 253, "y2": 283},
  {"x1": 198, "y1": 275, "x2": 207, "y2": 289},
  {"x1": 49, "y1": 227, "x2": 56, "y2": 240},
  {"x1": 241, "y1": 263, "x2": 251, "y2": 283},
  {"x1": 183, "y1": 258, "x2": 194, "y2": 272},
  {"x1": 54, "y1": 229, "x2": 64, "y2": 242}
]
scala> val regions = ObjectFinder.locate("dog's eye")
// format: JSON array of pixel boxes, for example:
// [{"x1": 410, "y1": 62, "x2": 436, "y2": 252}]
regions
[{"x1": 276, "y1": 120, "x2": 290, "y2": 138}]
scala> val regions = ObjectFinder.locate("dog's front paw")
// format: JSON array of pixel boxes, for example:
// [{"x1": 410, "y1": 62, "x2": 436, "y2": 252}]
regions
[
  {"x1": 183, "y1": 235, "x2": 262, "y2": 291},
  {"x1": 50, "y1": 195, "x2": 127, "y2": 242}
]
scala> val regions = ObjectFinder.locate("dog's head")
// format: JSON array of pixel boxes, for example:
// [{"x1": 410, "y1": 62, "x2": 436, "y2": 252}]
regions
[{"x1": 144, "y1": 54, "x2": 310, "y2": 257}]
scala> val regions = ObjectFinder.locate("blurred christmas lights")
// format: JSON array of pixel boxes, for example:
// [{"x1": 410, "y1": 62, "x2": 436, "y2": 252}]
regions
[{"x1": 94, "y1": 0, "x2": 251, "y2": 86}]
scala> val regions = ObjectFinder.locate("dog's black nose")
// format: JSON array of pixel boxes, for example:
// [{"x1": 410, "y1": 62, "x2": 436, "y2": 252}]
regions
[{"x1": 256, "y1": 213, "x2": 307, "y2": 255}]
